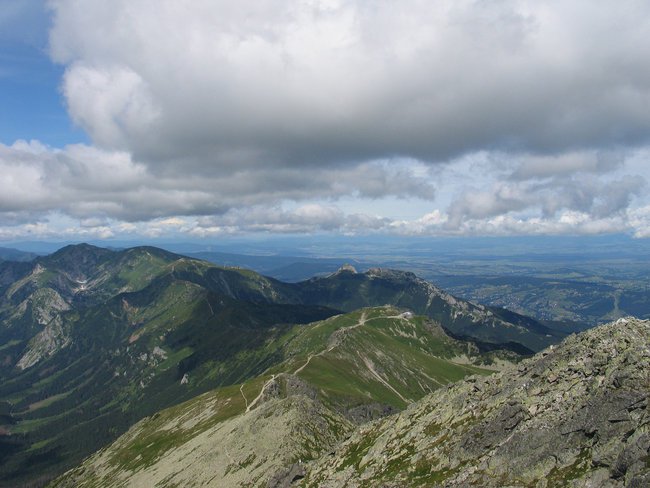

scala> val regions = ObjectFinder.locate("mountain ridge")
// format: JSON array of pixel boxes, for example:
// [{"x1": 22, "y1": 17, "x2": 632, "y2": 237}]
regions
[
  {"x1": 293, "y1": 265, "x2": 562, "y2": 352},
  {"x1": 49, "y1": 306, "x2": 503, "y2": 488},
  {"x1": 303, "y1": 317, "x2": 650, "y2": 487},
  {"x1": 50, "y1": 316, "x2": 649, "y2": 487},
  {"x1": 0, "y1": 244, "x2": 568, "y2": 486}
]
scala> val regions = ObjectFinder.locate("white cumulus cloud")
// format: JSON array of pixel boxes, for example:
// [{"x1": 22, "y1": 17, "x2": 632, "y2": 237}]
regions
[{"x1": 2, "y1": 1, "x2": 650, "y2": 239}]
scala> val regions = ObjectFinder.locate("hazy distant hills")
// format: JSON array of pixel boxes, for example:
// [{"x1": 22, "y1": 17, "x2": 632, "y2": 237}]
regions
[
  {"x1": 0, "y1": 244, "x2": 565, "y2": 486},
  {"x1": 0, "y1": 248, "x2": 38, "y2": 263},
  {"x1": 188, "y1": 246, "x2": 650, "y2": 326},
  {"x1": 187, "y1": 250, "x2": 372, "y2": 282}
]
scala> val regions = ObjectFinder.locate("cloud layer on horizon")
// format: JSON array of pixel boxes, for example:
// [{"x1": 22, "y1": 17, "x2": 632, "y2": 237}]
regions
[{"x1": 2, "y1": 0, "x2": 650, "y2": 239}]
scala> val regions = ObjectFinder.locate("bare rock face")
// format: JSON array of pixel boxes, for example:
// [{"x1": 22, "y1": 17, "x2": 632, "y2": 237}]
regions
[
  {"x1": 15, "y1": 288, "x2": 72, "y2": 369},
  {"x1": 302, "y1": 318, "x2": 650, "y2": 487},
  {"x1": 16, "y1": 316, "x2": 70, "y2": 370},
  {"x1": 333, "y1": 264, "x2": 357, "y2": 275},
  {"x1": 345, "y1": 403, "x2": 398, "y2": 425}
]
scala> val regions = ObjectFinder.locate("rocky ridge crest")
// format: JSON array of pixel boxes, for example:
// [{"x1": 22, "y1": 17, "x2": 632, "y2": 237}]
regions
[{"x1": 302, "y1": 317, "x2": 650, "y2": 487}]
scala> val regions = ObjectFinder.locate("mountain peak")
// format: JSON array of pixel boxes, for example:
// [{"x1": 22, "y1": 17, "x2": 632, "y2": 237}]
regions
[
  {"x1": 45, "y1": 243, "x2": 114, "y2": 261},
  {"x1": 39, "y1": 243, "x2": 115, "y2": 277},
  {"x1": 331, "y1": 263, "x2": 357, "y2": 275}
]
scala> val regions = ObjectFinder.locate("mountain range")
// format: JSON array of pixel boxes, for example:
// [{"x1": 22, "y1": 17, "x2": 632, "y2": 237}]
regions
[{"x1": 0, "y1": 243, "x2": 620, "y2": 487}]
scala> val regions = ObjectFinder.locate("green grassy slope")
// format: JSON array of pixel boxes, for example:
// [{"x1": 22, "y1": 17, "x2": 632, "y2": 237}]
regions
[{"x1": 275, "y1": 308, "x2": 490, "y2": 410}]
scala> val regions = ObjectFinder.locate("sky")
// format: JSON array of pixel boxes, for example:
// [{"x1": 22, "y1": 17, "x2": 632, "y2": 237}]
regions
[{"x1": 1, "y1": 0, "x2": 650, "y2": 243}]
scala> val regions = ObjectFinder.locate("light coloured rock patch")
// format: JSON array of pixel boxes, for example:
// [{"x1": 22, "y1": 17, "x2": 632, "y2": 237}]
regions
[{"x1": 17, "y1": 315, "x2": 70, "y2": 370}]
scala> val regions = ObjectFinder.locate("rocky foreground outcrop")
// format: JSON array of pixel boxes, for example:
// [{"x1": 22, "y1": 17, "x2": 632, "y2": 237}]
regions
[{"x1": 302, "y1": 318, "x2": 650, "y2": 487}]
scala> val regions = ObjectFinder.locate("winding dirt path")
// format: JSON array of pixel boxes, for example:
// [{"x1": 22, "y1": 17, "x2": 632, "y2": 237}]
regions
[
  {"x1": 245, "y1": 374, "x2": 276, "y2": 413},
  {"x1": 239, "y1": 384, "x2": 248, "y2": 410},
  {"x1": 293, "y1": 311, "x2": 369, "y2": 375},
  {"x1": 293, "y1": 354, "x2": 314, "y2": 375},
  {"x1": 247, "y1": 310, "x2": 411, "y2": 412}
]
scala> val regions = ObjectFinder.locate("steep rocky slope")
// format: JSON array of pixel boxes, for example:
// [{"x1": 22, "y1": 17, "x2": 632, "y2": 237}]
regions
[
  {"x1": 303, "y1": 318, "x2": 650, "y2": 487},
  {"x1": 0, "y1": 244, "x2": 182, "y2": 370}
]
